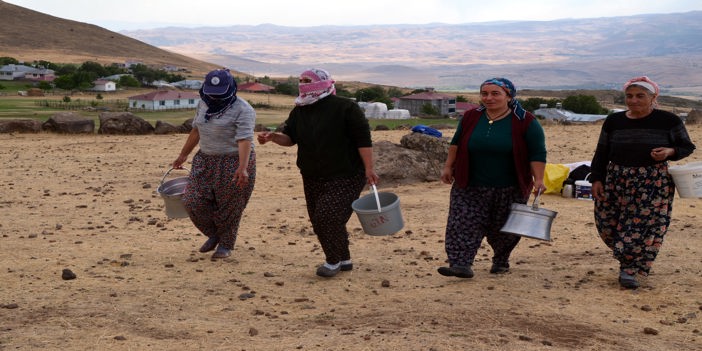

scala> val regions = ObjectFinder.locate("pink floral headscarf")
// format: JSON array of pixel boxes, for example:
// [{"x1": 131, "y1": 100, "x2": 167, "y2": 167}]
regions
[{"x1": 295, "y1": 68, "x2": 336, "y2": 106}]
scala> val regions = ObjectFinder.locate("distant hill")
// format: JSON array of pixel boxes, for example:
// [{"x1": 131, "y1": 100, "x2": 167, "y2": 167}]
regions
[
  {"x1": 0, "y1": 0, "x2": 222, "y2": 79},
  {"x1": 121, "y1": 12, "x2": 702, "y2": 97}
]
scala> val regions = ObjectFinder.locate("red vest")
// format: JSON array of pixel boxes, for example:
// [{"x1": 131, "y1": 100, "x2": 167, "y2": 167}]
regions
[{"x1": 453, "y1": 108, "x2": 536, "y2": 199}]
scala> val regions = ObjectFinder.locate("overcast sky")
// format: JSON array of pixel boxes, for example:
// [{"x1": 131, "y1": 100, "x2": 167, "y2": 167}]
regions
[{"x1": 6, "y1": 0, "x2": 702, "y2": 31}]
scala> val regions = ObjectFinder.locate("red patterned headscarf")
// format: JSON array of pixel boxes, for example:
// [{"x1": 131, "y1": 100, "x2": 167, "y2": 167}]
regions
[{"x1": 295, "y1": 68, "x2": 336, "y2": 106}]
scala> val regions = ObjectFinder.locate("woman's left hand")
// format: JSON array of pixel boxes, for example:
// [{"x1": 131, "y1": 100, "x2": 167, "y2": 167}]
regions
[
  {"x1": 651, "y1": 147, "x2": 674, "y2": 162},
  {"x1": 532, "y1": 180, "x2": 547, "y2": 195}
]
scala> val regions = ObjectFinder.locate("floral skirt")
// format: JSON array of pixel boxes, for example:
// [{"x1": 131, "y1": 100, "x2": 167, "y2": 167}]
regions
[{"x1": 594, "y1": 163, "x2": 674, "y2": 276}]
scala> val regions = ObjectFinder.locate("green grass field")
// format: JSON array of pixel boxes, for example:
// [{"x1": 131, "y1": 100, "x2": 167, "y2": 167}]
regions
[{"x1": 0, "y1": 87, "x2": 458, "y2": 129}]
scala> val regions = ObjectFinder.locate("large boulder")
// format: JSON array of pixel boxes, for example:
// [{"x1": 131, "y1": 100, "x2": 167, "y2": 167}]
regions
[
  {"x1": 154, "y1": 120, "x2": 190, "y2": 134},
  {"x1": 373, "y1": 132, "x2": 450, "y2": 186},
  {"x1": 687, "y1": 109, "x2": 700, "y2": 125},
  {"x1": 98, "y1": 112, "x2": 154, "y2": 135},
  {"x1": 0, "y1": 119, "x2": 43, "y2": 133},
  {"x1": 42, "y1": 112, "x2": 95, "y2": 134}
]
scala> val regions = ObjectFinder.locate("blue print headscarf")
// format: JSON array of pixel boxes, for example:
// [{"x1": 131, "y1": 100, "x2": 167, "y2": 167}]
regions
[{"x1": 478, "y1": 77, "x2": 527, "y2": 120}]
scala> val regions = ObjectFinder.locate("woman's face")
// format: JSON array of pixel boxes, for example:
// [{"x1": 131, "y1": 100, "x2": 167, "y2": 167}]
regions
[
  {"x1": 480, "y1": 84, "x2": 510, "y2": 111},
  {"x1": 625, "y1": 85, "x2": 655, "y2": 115}
]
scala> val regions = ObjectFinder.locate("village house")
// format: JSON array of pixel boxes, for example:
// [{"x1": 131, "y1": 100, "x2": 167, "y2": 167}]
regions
[
  {"x1": 92, "y1": 79, "x2": 116, "y2": 92},
  {"x1": 238, "y1": 82, "x2": 275, "y2": 93},
  {"x1": 128, "y1": 90, "x2": 200, "y2": 111},
  {"x1": 0, "y1": 64, "x2": 54, "y2": 81},
  {"x1": 396, "y1": 88, "x2": 456, "y2": 116}
]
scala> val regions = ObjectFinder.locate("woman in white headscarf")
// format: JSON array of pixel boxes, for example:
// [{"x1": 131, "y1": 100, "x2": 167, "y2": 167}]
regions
[
  {"x1": 257, "y1": 68, "x2": 379, "y2": 278},
  {"x1": 591, "y1": 76, "x2": 696, "y2": 289}
]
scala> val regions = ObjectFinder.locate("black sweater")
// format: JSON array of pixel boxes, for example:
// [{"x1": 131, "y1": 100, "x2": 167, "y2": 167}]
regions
[
  {"x1": 590, "y1": 109, "x2": 696, "y2": 183},
  {"x1": 282, "y1": 95, "x2": 372, "y2": 178}
]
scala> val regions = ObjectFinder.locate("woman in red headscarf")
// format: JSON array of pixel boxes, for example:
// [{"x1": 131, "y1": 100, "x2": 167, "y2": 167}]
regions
[
  {"x1": 438, "y1": 77, "x2": 547, "y2": 279},
  {"x1": 257, "y1": 68, "x2": 379, "y2": 278},
  {"x1": 590, "y1": 76, "x2": 696, "y2": 289}
]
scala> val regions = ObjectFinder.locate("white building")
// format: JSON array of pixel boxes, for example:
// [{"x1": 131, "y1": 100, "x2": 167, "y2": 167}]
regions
[{"x1": 128, "y1": 90, "x2": 200, "y2": 110}]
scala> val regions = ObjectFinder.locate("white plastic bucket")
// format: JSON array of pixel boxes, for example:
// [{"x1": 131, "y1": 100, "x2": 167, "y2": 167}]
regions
[
  {"x1": 669, "y1": 161, "x2": 702, "y2": 198},
  {"x1": 351, "y1": 187, "x2": 404, "y2": 236},
  {"x1": 575, "y1": 173, "x2": 593, "y2": 201},
  {"x1": 156, "y1": 168, "x2": 190, "y2": 218}
]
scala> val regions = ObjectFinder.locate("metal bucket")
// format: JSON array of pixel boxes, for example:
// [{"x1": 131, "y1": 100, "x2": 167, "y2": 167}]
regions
[
  {"x1": 500, "y1": 190, "x2": 558, "y2": 241},
  {"x1": 156, "y1": 167, "x2": 190, "y2": 219}
]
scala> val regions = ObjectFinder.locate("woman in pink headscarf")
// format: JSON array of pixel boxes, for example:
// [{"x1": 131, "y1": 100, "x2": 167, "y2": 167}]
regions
[
  {"x1": 590, "y1": 76, "x2": 696, "y2": 289},
  {"x1": 257, "y1": 68, "x2": 379, "y2": 278}
]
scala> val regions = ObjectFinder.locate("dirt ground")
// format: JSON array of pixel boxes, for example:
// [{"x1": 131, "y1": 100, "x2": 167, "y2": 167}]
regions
[{"x1": 1, "y1": 123, "x2": 701, "y2": 351}]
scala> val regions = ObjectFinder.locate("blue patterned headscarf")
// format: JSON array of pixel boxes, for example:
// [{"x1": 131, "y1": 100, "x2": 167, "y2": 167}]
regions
[{"x1": 478, "y1": 77, "x2": 527, "y2": 120}]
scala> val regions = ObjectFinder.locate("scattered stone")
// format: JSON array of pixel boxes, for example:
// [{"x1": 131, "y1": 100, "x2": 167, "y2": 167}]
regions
[
  {"x1": 643, "y1": 327, "x2": 659, "y2": 335},
  {"x1": 239, "y1": 293, "x2": 256, "y2": 300},
  {"x1": 61, "y1": 269, "x2": 77, "y2": 280},
  {"x1": 114, "y1": 335, "x2": 127, "y2": 341},
  {"x1": 518, "y1": 335, "x2": 533, "y2": 341},
  {"x1": 641, "y1": 305, "x2": 653, "y2": 312},
  {"x1": 1, "y1": 303, "x2": 19, "y2": 309},
  {"x1": 248, "y1": 328, "x2": 259, "y2": 336},
  {"x1": 381, "y1": 280, "x2": 391, "y2": 288},
  {"x1": 164, "y1": 263, "x2": 174, "y2": 268}
]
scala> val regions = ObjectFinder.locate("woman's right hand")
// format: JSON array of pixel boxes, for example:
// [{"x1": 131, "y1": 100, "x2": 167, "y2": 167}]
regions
[
  {"x1": 440, "y1": 165, "x2": 454, "y2": 184},
  {"x1": 172, "y1": 155, "x2": 187, "y2": 169},
  {"x1": 257, "y1": 131, "x2": 272, "y2": 144},
  {"x1": 592, "y1": 181, "x2": 605, "y2": 201}
]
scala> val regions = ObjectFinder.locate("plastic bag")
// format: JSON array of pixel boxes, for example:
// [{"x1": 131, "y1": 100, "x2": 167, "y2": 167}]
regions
[
  {"x1": 411, "y1": 124, "x2": 442, "y2": 138},
  {"x1": 543, "y1": 163, "x2": 570, "y2": 194}
]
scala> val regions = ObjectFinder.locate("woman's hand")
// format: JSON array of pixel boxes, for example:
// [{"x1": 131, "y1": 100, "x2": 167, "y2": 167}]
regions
[
  {"x1": 592, "y1": 181, "x2": 605, "y2": 201},
  {"x1": 365, "y1": 169, "x2": 380, "y2": 186},
  {"x1": 172, "y1": 155, "x2": 187, "y2": 169},
  {"x1": 650, "y1": 147, "x2": 674, "y2": 162},
  {"x1": 440, "y1": 165, "x2": 454, "y2": 184},
  {"x1": 234, "y1": 167, "x2": 249, "y2": 186},
  {"x1": 532, "y1": 180, "x2": 547, "y2": 195},
  {"x1": 257, "y1": 131, "x2": 272, "y2": 145}
]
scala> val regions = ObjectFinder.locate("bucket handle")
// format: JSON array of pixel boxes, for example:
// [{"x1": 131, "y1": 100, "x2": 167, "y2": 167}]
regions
[
  {"x1": 371, "y1": 184, "x2": 382, "y2": 213},
  {"x1": 531, "y1": 188, "x2": 543, "y2": 210},
  {"x1": 160, "y1": 167, "x2": 190, "y2": 185},
  {"x1": 584, "y1": 172, "x2": 591, "y2": 182}
]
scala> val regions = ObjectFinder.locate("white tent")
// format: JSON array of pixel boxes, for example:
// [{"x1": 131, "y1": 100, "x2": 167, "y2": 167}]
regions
[
  {"x1": 363, "y1": 102, "x2": 388, "y2": 119},
  {"x1": 385, "y1": 109, "x2": 411, "y2": 119}
]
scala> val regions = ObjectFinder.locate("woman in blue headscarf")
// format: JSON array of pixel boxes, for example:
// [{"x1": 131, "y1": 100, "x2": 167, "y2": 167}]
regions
[
  {"x1": 437, "y1": 77, "x2": 547, "y2": 279},
  {"x1": 172, "y1": 69, "x2": 257, "y2": 260}
]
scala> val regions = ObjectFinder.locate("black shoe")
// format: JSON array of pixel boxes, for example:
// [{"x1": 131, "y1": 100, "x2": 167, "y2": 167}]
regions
[
  {"x1": 490, "y1": 263, "x2": 510, "y2": 274},
  {"x1": 618, "y1": 271, "x2": 639, "y2": 289},
  {"x1": 437, "y1": 265, "x2": 474, "y2": 278},
  {"x1": 340, "y1": 263, "x2": 353, "y2": 271},
  {"x1": 316, "y1": 264, "x2": 341, "y2": 278},
  {"x1": 199, "y1": 237, "x2": 219, "y2": 253}
]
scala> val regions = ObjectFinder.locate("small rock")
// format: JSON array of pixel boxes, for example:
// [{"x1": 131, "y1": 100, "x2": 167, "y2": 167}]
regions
[
  {"x1": 641, "y1": 305, "x2": 653, "y2": 312},
  {"x1": 518, "y1": 335, "x2": 533, "y2": 341},
  {"x1": 248, "y1": 328, "x2": 259, "y2": 336},
  {"x1": 263, "y1": 272, "x2": 275, "y2": 277},
  {"x1": 1, "y1": 303, "x2": 19, "y2": 309},
  {"x1": 61, "y1": 269, "x2": 77, "y2": 280},
  {"x1": 381, "y1": 280, "x2": 390, "y2": 288},
  {"x1": 114, "y1": 335, "x2": 127, "y2": 341},
  {"x1": 643, "y1": 327, "x2": 659, "y2": 335},
  {"x1": 239, "y1": 293, "x2": 256, "y2": 300}
]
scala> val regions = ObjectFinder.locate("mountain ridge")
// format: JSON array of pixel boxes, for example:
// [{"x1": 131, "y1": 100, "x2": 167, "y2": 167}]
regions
[{"x1": 121, "y1": 11, "x2": 702, "y2": 96}]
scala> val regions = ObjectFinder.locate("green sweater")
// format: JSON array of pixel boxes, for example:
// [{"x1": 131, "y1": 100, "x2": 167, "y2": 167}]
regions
[{"x1": 282, "y1": 95, "x2": 372, "y2": 178}]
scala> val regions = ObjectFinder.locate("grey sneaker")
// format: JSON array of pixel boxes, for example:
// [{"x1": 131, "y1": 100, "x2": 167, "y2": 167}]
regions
[
  {"x1": 316, "y1": 264, "x2": 341, "y2": 277},
  {"x1": 618, "y1": 271, "x2": 639, "y2": 289},
  {"x1": 211, "y1": 245, "x2": 231, "y2": 259},
  {"x1": 437, "y1": 265, "x2": 474, "y2": 278}
]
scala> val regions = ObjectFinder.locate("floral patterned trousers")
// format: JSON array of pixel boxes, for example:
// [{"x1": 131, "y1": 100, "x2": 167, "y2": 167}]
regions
[{"x1": 594, "y1": 163, "x2": 674, "y2": 276}]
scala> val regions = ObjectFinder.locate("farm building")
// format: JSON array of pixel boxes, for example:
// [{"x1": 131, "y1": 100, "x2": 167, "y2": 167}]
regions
[
  {"x1": 396, "y1": 89, "x2": 456, "y2": 116},
  {"x1": 92, "y1": 79, "x2": 116, "y2": 92},
  {"x1": 128, "y1": 90, "x2": 200, "y2": 111},
  {"x1": 238, "y1": 82, "x2": 274, "y2": 93}
]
